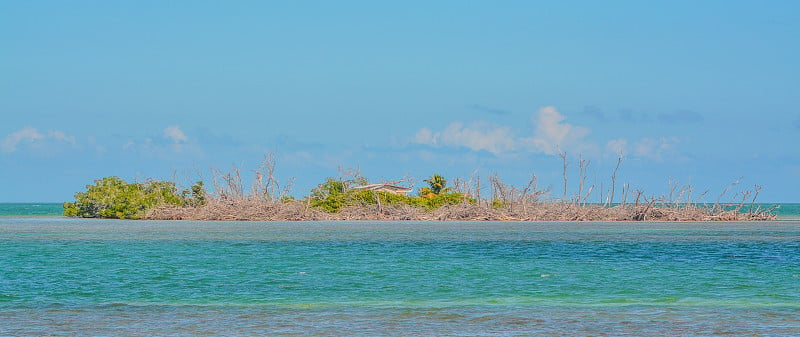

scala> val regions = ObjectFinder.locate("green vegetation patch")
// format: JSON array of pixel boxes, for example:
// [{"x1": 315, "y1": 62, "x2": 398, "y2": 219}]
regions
[
  {"x1": 309, "y1": 174, "x2": 472, "y2": 213},
  {"x1": 310, "y1": 188, "x2": 469, "y2": 213},
  {"x1": 63, "y1": 177, "x2": 205, "y2": 219}
]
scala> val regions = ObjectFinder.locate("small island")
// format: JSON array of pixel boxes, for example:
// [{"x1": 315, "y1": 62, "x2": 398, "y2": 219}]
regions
[{"x1": 63, "y1": 156, "x2": 777, "y2": 222}]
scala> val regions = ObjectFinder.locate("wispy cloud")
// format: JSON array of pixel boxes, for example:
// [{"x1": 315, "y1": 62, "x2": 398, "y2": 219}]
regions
[
  {"x1": 1, "y1": 127, "x2": 44, "y2": 153},
  {"x1": 122, "y1": 126, "x2": 202, "y2": 159},
  {"x1": 605, "y1": 138, "x2": 628, "y2": 156},
  {"x1": 632, "y1": 137, "x2": 678, "y2": 160},
  {"x1": 413, "y1": 121, "x2": 515, "y2": 154},
  {"x1": 469, "y1": 104, "x2": 511, "y2": 116},
  {"x1": 414, "y1": 106, "x2": 594, "y2": 156},
  {"x1": 606, "y1": 136, "x2": 678, "y2": 160},
  {"x1": 163, "y1": 126, "x2": 188, "y2": 143},
  {"x1": 1, "y1": 127, "x2": 76, "y2": 153},
  {"x1": 49, "y1": 130, "x2": 77, "y2": 145},
  {"x1": 412, "y1": 106, "x2": 679, "y2": 160}
]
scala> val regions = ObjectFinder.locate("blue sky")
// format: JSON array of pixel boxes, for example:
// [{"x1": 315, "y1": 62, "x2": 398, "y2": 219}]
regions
[{"x1": 2, "y1": 1, "x2": 799, "y2": 202}]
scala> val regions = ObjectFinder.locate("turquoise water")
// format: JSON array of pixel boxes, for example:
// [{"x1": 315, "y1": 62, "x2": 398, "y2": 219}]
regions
[
  {"x1": 772, "y1": 203, "x2": 800, "y2": 220},
  {"x1": 1, "y1": 219, "x2": 799, "y2": 336},
  {"x1": 0, "y1": 203, "x2": 63, "y2": 216}
]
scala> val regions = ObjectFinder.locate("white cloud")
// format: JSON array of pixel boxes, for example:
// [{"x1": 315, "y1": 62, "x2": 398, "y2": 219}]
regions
[
  {"x1": 1, "y1": 127, "x2": 44, "y2": 153},
  {"x1": 122, "y1": 127, "x2": 203, "y2": 159},
  {"x1": 414, "y1": 127, "x2": 435, "y2": 144},
  {"x1": 631, "y1": 137, "x2": 678, "y2": 160},
  {"x1": 411, "y1": 106, "x2": 679, "y2": 160},
  {"x1": 520, "y1": 106, "x2": 593, "y2": 155},
  {"x1": 413, "y1": 121, "x2": 516, "y2": 154},
  {"x1": 1, "y1": 127, "x2": 78, "y2": 153},
  {"x1": 606, "y1": 138, "x2": 628, "y2": 156},
  {"x1": 163, "y1": 126, "x2": 188, "y2": 143},
  {"x1": 49, "y1": 130, "x2": 76, "y2": 146},
  {"x1": 604, "y1": 137, "x2": 680, "y2": 160},
  {"x1": 414, "y1": 106, "x2": 593, "y2": 156}
]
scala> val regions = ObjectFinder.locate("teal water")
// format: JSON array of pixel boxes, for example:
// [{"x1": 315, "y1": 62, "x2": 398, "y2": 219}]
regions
[
  {"x1": 772, "y1": 203, "x2": 800, "y2": 220},
  {"x1": 0, "y1": 203, "x2": 62, "y2": 216},
  {"x1": 1, "y1": 219, "x2": 799, "y2": 336}
]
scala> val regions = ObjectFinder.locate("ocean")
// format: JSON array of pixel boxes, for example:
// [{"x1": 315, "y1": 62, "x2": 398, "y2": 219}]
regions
[{"x1": 1, "y1": 204, "x2": 799, "y2": 335}]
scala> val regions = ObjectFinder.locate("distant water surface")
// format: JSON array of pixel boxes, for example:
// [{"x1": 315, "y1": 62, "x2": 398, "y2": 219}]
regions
[
  {"x1": 0, "y1": 203, "x2": 62, "y2": 216},
  {"x1": 1, "y1": 218, "x2": 799, "y2": 336},
  {"x1": 773, "y1": 203, "x2": 800, "y2": 220}
]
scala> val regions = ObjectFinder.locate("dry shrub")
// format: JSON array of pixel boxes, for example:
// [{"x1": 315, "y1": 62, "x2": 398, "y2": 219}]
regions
[
  {"x1": 147, "y1": 199, "x2": 777, "y2": 222},
  {"x1": 146, "y1": 153, "x2": 778, "y2": 222}
]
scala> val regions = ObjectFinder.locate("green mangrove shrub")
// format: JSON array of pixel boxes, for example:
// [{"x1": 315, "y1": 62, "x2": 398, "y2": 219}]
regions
[
  {"x1": 308, "y1": 175, "x2": 471, "y2": 213},
  {"x1": 182, "y1": 180, "x2": 207, "y2": 207},
  {"x1": 63, "y1": 176, "x2": 199, "y2": 219},
  {"x1": 309, "y1": 178, "x2": 349, "y2": 212}
]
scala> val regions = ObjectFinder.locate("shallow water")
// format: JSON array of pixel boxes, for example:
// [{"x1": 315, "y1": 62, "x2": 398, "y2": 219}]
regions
[{"x1": 1, "y1": 219, "x2": 799, "y2": 336}]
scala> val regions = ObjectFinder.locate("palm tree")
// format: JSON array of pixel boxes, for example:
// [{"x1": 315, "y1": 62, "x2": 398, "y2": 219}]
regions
[{"x1": 424, "y1": 174, "x2": 447, "y2": 195}]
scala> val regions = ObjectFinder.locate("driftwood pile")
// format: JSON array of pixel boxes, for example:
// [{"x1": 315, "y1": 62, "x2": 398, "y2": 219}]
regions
[
  {"x1": 146, "y1": 199, "x2": 777, "y2": 222},
  {"x1": 148, "y1": 153, "x2": 777, "y2": 222}
]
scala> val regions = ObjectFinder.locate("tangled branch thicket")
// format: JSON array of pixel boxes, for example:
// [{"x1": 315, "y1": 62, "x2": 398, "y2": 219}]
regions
[{"x1": 145, "y1": 154, "x2": 778, "y2": 222}]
